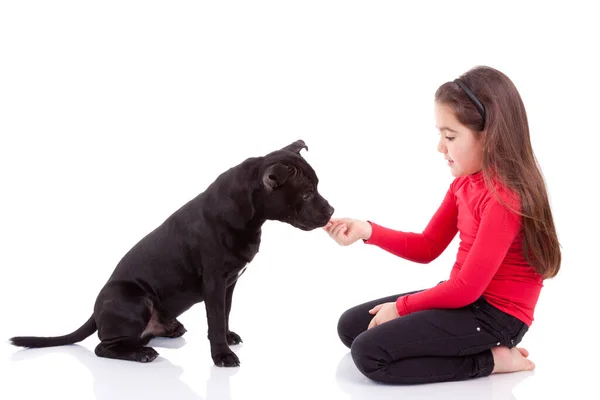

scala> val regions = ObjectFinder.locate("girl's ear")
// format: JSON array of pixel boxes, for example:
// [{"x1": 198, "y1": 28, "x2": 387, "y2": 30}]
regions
[
  {"x1": 477, "y1": 130, "x2": 487, "y2": 152},
  {"x1": 477, "y1": 129, "x2": 487, "y2": 145}
]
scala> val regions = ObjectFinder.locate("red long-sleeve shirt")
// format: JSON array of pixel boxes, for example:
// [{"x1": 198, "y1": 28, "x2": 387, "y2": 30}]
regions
[{"x1": 365, "y1": 170, "x2": 543, "y2": 326}]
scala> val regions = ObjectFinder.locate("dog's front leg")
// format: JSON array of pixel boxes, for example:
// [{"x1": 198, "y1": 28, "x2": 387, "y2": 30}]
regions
[
  {"x1": 225, "y1": 280, "x2": 242, "y2": 345},
  {"x1": 203, "y1": 276, "x2": 240, "y2": 367}
]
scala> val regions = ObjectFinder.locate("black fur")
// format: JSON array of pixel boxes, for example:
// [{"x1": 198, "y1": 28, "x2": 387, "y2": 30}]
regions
[{"x1": 10, "y1": 140, "x2": 334, "y2": 366}]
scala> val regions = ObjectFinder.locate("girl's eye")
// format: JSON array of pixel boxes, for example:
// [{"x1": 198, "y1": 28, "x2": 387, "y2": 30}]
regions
[{"x1": 446, "y1": 136, "x2": 455, "y2": 141}]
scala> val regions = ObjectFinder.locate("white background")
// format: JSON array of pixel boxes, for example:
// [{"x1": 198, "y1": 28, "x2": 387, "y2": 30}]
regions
[{"x1": 1, "y1": 1, "x2": 598, "y2": 399}]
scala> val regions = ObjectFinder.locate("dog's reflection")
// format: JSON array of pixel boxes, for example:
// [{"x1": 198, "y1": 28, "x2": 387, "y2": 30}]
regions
[
  {"x1": 11, "y1": 338, "x2": 239, "y2": 400},
  {"x1": 335, "y1": 352, "x2": 534, "y2": 400}
]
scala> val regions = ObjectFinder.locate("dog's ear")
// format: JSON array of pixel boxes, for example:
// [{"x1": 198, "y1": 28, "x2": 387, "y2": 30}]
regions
[
  {"x1": 282, "y1": 139, "x2": 308, "y2": 154},
  {"x1": 262, "y1": 163, "x2": 289, "y2": 191}
]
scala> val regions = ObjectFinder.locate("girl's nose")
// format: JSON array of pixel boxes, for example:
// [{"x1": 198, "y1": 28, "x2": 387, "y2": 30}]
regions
[{"x1": 437, "y1": 137, "x2": 446, "y2": 154}]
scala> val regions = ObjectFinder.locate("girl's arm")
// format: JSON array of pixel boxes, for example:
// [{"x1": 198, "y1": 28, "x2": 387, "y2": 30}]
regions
[
  {"x1": 364, "y1": 183, "x2": 459, "y2": 263},
  {"x1": 394, "y1": 192, "x2": 521, "y2": 316}
]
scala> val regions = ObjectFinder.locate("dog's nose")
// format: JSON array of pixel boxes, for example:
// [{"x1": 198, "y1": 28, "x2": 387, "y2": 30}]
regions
[{"x1": 326, "y1": 204, "x2": 334, "y2": 216}]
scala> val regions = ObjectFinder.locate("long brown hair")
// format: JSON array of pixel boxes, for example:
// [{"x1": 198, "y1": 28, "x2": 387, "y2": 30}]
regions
[{"x1": 435, "y1": 66, "x2": 561, "y2": 279}]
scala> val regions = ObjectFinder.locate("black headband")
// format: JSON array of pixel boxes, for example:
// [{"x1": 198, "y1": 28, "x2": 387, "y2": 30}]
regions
[{"x1": 454, "y1": 79, "x2": 486, "y2": 123}]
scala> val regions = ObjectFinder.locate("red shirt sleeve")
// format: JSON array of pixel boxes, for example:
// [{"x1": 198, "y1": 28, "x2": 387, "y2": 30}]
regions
[
  {"x1": 364, "y1": 183, "x2": 458, "y2": 263},
  {"x1": 395, "y1": 191, "x2": 522, "y2": 316}
]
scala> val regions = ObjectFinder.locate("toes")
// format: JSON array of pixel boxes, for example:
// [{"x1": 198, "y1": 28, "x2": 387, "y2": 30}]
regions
[
  {"x1": 163, "y1": 320, "x2": 187, "y2": 338},
  {"x1": 138, "y1": 347, "x2": 159, "y2": 363},
  {"x1": 517, "y1": 347, "x2": 529, "y2": 358},
  {"x1": 526, "y1": 360, "x2": 536, "y2": 371},
  {"x1": 515, "y1": 348, "x2": 535, "y2": 371},
  {"x1": 212, "y1": 349, "x2": 240, "y2": 367},
  {"x1": 226, "y1": 331, "x2": 243, "y2": 345},
  {"x1": 168, "y1": 326, "x2": 187, "y2": 338}
]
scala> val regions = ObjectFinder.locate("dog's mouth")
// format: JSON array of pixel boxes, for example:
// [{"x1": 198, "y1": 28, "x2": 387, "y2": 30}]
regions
[
  {"x1": 292, "y1": 221, "x2": 315, "y2": 231},
  {"x1": 291, "y1": 217, "x2": 331, "y2": 231}
]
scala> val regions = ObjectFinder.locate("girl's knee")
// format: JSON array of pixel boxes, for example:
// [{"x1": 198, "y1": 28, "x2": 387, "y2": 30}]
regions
[
  {"x1": 337, "y1": 308, "x2": 358, "y2": 348},
  {"x1": 350, "y1": 332, "x2": 381, "y2": 379}
]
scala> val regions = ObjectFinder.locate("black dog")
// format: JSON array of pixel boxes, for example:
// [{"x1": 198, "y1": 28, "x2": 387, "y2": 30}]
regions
[{"x1": 10, "y1": 139, "x2": 334, "y2": 367}]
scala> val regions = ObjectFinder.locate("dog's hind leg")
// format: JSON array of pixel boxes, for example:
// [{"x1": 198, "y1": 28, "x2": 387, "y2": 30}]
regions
[
  {"x1": 93, "y1": 283, "x2": 159, "y2": 363},
  {"x1": 157, "y1": 318, "x2": 187, "y2": 338},
  {"x1": 95, "y1": 341, "x2": 158, "y2": 363}
]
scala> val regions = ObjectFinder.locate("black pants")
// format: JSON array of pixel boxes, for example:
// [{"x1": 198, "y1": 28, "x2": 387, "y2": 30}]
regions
[{"x1": 337, "y1": 288, "x2": 529, "y2": 384}]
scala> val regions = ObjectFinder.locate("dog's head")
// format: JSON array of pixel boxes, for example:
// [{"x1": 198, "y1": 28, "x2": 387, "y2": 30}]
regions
[{"x1": 259, "y1": 140, "x2": 334, "y2": 231}]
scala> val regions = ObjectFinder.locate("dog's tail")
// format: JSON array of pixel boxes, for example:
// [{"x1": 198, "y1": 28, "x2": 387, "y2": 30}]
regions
[{"x1": 10, "y1": 314, "x2": 97, "y2": 348}]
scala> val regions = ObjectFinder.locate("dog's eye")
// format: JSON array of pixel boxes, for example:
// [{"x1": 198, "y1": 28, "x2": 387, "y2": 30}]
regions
[{"x1": 302, "y1": 192, "x2": 314, "y2": 201}]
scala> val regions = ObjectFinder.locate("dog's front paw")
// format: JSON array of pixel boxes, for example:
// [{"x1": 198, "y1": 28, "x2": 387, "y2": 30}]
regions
[
  {"x1": 212, "y1": 350, "x2": 240, "y2": 367},
  {"x1": 226, "y1": 331, "x2": 243, "y2": 345}
]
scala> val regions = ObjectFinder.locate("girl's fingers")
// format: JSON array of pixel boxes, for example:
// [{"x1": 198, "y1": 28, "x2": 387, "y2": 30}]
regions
[
  {"x1": 369, "y1": 304, "x2": 383, "y2": 314},
  {"x1": 333, "y1": 224, "x2": 347, "y2": 238}
]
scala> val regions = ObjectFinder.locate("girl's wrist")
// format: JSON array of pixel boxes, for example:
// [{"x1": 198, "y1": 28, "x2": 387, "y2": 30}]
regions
[{"x1": 361, "y1": 221, "x2": 373, "y2": 241}]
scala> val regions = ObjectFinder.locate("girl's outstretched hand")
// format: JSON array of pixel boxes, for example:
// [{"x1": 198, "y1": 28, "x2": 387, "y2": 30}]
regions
[{"x1": 323, "y1": 218, "x2": 372, "y2": 246}]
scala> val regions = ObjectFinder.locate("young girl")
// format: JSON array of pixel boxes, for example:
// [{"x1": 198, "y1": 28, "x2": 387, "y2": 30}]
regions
[{"x1": 324, "y1": 65, "x2": 561, "y2": 384}]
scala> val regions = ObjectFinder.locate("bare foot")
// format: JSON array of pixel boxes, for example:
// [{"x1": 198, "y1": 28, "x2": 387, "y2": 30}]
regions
[{"x1": 491, "y1": 346, "x2": 535, "y2": 374}]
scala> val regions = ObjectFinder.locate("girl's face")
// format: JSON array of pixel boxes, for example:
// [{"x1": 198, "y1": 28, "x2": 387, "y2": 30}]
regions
[{"x1": 434, "y1": 102, "x2": 484, "y2": 177}]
